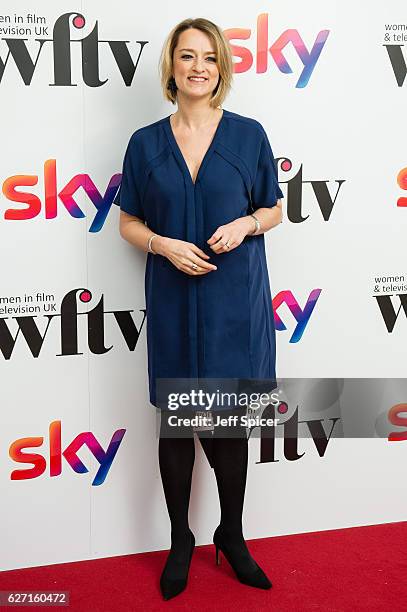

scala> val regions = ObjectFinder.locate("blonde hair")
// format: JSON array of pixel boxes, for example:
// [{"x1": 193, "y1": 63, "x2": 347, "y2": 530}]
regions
[{"x1": 159, "y1": 17, "x2": 233, "y2": 107}]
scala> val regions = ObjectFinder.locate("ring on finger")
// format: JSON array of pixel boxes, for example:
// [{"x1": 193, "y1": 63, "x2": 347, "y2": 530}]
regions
[{"x1": 191, "y1": 263, "x2": 198, "y2": 270}]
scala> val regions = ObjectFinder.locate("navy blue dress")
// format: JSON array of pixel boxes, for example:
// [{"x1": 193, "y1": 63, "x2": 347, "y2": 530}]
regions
[{"x1": 114, "y1": 109, "x2": 284, "y2": 409}]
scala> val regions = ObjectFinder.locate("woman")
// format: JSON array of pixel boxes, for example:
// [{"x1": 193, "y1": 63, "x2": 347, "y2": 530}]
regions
[{"x1": 115, "y1": 17, "x2": 283, "y2": 601}]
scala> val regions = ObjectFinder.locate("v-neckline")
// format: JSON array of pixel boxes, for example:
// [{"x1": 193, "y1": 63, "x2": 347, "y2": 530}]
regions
[{"x1": 165, "y1": 109, "x2": 226, "y2": 186}]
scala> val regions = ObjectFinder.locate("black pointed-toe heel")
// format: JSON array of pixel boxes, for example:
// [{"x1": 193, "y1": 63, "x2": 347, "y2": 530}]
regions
[
  {"x1": 160, "y1": 529, "x2": 195, "y2": 601},
  {"x1": 213, "y1": 525, "x2": 272, "y2": 590}
]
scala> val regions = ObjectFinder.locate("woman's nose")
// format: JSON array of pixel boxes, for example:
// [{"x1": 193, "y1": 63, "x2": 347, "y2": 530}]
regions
[{"x1": 192, "y1": 57, "x2": 205, "y2": 71}]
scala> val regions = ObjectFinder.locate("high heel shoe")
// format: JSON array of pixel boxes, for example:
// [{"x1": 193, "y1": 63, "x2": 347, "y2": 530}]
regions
[
  {"x1": 213, "y1": 525, "x2": 272, "y2": 589},
  {"x1": 160, "y1": 529, "x2": 195, "y2": 600}
]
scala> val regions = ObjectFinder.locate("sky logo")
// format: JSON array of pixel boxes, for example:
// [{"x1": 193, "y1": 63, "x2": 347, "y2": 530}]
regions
[
  {"x1": 397, "y1": 167, "x2": 407, "y2": 207},
  {"x1": 273, "y1": 289, "x2": 322, "y2": 342},
  {"x1": 225, "y1": 13, "x2": 329, "y2": 87},
  {"x1": 2, "y1": 160, "x2": 121, "y2": 232},
  {"x1": 9, "y1": 420, "x2": 126, "y2": 486}
]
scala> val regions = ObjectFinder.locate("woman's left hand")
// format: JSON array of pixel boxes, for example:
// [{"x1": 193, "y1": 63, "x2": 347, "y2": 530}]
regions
[{"x1": 207, "y1": 217, "x2": 254, "y2": 253}]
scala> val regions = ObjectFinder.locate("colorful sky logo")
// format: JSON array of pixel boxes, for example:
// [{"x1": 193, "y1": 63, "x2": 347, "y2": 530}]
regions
[
  {"x1": 2, "y1": 160, "x2": 121, "y2": 232},
  {"x1": 225, "y1": 13, "x2": 329, "y2": 87},
  {"x1": 388, "y1": 404, "x2": 407, "y2": 441},
  {"x1": 273, "y1": 289, "x2": 322, "y2": 342},
  {"x1": 397, "y1": 167, "x2": 407, "y2": 207},
  {"x1": 9, "y1": 420, "x2": 126, "y2": 486}
]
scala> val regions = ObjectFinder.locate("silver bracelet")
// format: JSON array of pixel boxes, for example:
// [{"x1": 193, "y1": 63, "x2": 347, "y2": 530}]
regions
[
  {"x1": 148, "y1": 234, "x2": 158, "y2": 254},
  {"x1": 250, "y1": 213, "x2": 261, "y2": 235}
]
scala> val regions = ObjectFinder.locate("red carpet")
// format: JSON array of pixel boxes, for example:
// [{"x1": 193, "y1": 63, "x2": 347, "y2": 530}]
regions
[{"x1": 1, "y1": 522, "x2": 406, "y2": 611}]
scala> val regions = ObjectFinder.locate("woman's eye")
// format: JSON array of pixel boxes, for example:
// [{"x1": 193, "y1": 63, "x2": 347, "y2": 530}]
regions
[{"x1": 180, "y1": 54, "x2": 216, "y2": 62}]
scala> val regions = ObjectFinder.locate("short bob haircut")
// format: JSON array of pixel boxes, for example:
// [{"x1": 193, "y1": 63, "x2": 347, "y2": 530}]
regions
[{"x1": 159, "y1": 17, "x2": 233, "y2": 108}]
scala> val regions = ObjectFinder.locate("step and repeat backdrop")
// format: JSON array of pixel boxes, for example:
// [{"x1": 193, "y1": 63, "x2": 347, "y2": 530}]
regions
[{"x1": 1, "y1": 1, "x2": 407, "y2": 570}]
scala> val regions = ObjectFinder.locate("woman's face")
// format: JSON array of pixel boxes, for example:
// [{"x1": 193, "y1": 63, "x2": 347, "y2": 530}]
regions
[{"x1": 172, "y1": 28, "x2": 220, "y2": 102}]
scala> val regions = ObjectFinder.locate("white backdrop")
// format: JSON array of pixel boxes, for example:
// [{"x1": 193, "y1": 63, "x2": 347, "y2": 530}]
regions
[{"x1": 1, "y1": 1, "x2": 407, "y2": 571}]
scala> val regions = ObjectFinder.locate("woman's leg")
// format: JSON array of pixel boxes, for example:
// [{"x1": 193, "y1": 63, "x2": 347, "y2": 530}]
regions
[
  {"x1": 211, "y1": 408, "x2": 260, "y2": 574},
  {"x1": 157, "y1": 410, "x2": 196, "y2": 598},
  {"x1": 158, "y1": 409, "x2": 195, "y2": 542}
]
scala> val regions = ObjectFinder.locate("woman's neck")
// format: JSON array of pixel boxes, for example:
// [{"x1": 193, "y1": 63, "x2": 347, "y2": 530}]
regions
[{"x1": 171, "y1": 100, "x2": 222, "y2": 130}]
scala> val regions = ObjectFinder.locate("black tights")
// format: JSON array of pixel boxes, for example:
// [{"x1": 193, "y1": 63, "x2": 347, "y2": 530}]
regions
[{"x1": 158, "y1": 408, "x2": 249, "y2": 549}]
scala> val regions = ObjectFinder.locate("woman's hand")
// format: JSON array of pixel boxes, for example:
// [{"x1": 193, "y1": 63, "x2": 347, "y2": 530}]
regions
[
  {"x1": 207, "y1": 217, "x2": 254, "y2": 253},
  {"x1": 153, "y1": 237, "x2": 218, "y2": 276}
]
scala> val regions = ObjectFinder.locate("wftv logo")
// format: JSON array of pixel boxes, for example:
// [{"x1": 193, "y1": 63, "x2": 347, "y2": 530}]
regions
[
  {"x1": 9, "y1": 420, "x2": 126, "y2": 486},
  {"x1": 0, "y1": 12, "x2": 147, "y2": 86},
  {"x1": 2, "y1": 159, "x2": 121, "y2": 233},
  {"x1": 251, "y1": 403, "x2": 340, "y2": 463},
  {"x1": 385, "y1": 45, "x2": 407, "y2": 86},
  {"x1": 0, "y1": 288, "x2": 146, "y2": 360},
  {"x1": 375, "y1": 293, "x2": 407, "y2": 332},
  {"x1": 279, "y1": 157, "x2": 345, "y2": 222}
]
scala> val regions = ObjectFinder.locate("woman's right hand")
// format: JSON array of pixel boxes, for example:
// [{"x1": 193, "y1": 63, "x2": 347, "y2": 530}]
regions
[{"x1": 153, "y1": 237, "x2": 217, "y2": 275}]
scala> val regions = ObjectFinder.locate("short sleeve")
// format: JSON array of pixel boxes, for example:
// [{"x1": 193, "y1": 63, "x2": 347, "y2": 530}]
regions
[
  {"x1": 113, "y1": 135, "x2": 145, "y2": 220},
  {"x1": 251, "y1": 129, "x2": 284, "y2": 210}
]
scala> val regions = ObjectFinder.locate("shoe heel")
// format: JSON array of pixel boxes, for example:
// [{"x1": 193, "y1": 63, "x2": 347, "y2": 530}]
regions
[
  {"x1": 215, "y1": 544, "x2": 221, "y2": 566},
  {"x1": 213, "y1": 527, "x2": 272, "y2": 590}
]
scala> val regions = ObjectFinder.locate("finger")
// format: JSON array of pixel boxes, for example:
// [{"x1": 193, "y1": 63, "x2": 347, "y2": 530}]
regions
[
  {"x1": 223, "y1": 238, "x2": 235, "y2": 250},
  {"x1": 186, "y1": 263, "x2": 217, "y2": 273},
  {"x1": 210, "y1": 237, "x2": 233, "y2": 253},
  {"x1": 181, "y1": 264, "x2": 212, "y2": 276},
  {"x1": 190, "y1": 246, "x2": 211, "y2": 260},
  {"x1": 208, "y1": 234, "x2": 225, "y2": 250},
  {"x1": 185, "y1": 256, "x2": 217, "y2": 271},
  {"x1": 207, "y1": 230, "x2": 224, "y2": 245},
  {"x1": 186, "y1": 255, "x2": 218, "y2": 272},
  {"x1": 188, "y1": 249, "x2": 216, "y2": 268}
]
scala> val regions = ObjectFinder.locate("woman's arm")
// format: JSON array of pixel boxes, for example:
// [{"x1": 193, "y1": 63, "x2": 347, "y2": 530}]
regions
[
  {"x1": 119, "y1": 210, "x2": 159, "y2": 253},
  {"x1": 207, "y1": 200, "x2": 283, "y2": 254},
  {"x1": 119, "y1": 210, "x2": 181, "y2": 257},
  {"x1": 245, "y1": 199, "x2": 283, "y2": 235},
  {"x1": 119, "y1": 210, "x2": 217, "y2": 274}
]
